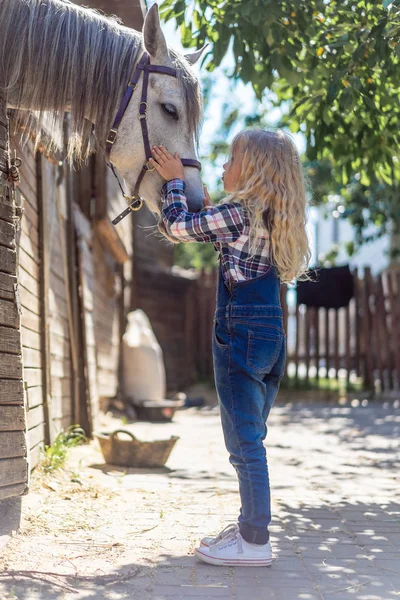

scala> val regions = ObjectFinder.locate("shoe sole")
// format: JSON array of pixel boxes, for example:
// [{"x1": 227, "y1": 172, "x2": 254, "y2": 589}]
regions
[{"x1": 195, "y1": 547, "x2": 272, "y2": 567}]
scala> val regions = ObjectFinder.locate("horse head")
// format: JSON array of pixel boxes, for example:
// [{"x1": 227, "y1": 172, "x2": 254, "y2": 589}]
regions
[{"x1": 108, "y1": 4, "x2": 206, "y2": 215}]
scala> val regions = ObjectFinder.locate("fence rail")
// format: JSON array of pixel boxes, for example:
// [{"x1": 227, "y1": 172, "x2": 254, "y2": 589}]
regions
[{"x1": 194, "y1": 267, "x2": 400, "y2": 393}]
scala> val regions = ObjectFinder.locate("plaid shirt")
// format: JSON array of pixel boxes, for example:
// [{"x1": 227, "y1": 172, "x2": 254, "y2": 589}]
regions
[{"x1": 161, "y1": 179, "x2": 271, "y2": 284}]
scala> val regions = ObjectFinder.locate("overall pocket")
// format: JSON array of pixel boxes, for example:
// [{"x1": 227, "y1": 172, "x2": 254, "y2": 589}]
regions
[
  {"x1": 246, "y1": 328, "x2": 283, "y2": 373},
  {"x1": 214, "y1": 319, "x2": 230, "y2": 349}
]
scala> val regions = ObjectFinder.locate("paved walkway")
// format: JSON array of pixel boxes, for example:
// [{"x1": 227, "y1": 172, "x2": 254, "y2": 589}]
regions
[{"x1": 0, "y1": 396, "x2": 399, "y2": 600}]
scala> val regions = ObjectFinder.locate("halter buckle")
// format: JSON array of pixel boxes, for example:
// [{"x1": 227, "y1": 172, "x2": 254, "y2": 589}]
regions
[
  {"x1": 107, "y1": 128, "x2": 118, "y2": 145},
  {"x1": 138, "y1": 102, "x2": 148, "y2": 120},
  {"x1": 123, "y1": 196, "x2": 143, "y2": 211},
  {"x1": 144, "y1": 160, "x2": 156, "y2": 172}
]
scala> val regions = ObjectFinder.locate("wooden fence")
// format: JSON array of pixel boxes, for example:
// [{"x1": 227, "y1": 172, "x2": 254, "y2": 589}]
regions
[{"x1": 194, "y1": 267, "x2": 400, "y2": 393}]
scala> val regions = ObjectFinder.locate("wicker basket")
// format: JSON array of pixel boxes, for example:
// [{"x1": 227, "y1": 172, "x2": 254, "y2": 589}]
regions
[{"x1": 95, "y1": 429, "x2": 179, "y2": 468}]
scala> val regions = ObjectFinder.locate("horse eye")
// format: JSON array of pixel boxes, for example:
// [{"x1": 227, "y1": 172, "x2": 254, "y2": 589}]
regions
[{"x1": 161, "y1": 103, "x2": 178, "y2": 120}]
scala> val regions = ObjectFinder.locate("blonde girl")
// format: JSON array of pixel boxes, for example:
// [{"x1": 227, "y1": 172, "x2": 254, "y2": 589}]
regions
[{"x1": 149, "y1": 128, "x2": 310, "y2": 567}]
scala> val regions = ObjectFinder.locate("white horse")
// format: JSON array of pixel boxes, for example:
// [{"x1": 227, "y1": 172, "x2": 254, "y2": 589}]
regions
[{"x1": 0, "y1": 0, "x2": 206, "y2": 214}]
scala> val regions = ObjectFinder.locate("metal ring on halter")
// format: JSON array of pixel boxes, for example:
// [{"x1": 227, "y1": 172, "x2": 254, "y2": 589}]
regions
[
  {"x1": 144, "y1": 160, "x2": 156, "y2": 172},
  {"x1": 138, "y1": 101, "x2": 148, "y2": 120},
  {"x1": 129, "y1": 198, "x2": 143, "y2": 211}
]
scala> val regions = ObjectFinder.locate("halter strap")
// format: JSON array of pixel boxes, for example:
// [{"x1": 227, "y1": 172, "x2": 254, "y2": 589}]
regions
[{"x1": 106, "y1": 51, "x2": 202, "y2": 225}]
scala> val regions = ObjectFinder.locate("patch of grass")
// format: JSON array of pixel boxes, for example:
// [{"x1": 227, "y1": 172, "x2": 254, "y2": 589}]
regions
[
  {"x1": 281, "y1": 375, "x2": 364, "y2": 393},
  {"x1": 40, "y1": 425, "x2": 87, "y2": 473}
]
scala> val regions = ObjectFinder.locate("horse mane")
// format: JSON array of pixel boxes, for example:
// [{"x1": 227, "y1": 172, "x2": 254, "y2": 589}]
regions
[{"x1": 0, "y1": 0, "x2": 202, "y2": 163}]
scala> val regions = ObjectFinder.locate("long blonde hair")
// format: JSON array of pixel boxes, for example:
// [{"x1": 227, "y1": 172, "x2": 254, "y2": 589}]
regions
[{"x1": 223, "y1": 128, "x2": 311, "y2": 283}]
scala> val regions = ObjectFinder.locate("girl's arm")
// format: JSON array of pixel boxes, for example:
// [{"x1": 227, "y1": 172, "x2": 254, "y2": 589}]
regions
[{"x1": 161, "y1": 179, "x2": 245, "y2": 244}]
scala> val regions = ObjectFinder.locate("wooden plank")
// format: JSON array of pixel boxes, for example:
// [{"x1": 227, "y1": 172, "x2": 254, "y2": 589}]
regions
[
  {"x1": 94, "y1": 217, "x2": 129, "y2": 264},
  {"x1": 345, "y1": 304, "x2": 351, "y2": 383},
  {"x1": 28, "y1": 422, "x2": 45, "y2": 451},
  {"x1": 20, "y1": 305, "x2": 41, "y2": 334},
  {"x1": 0, "y1": 379, "x2": 24, "y2": 405},
  {"x1": 0, "y1": 272, "x2": 17, "y2": 302},
  {"x1": 18, "y1": 265, "x2": 40, "y2": 299},
  {"x1": 0, "y1": 326, "x2": 21, "y2": 354},
  {"x1": 362, "y1": 269, "x2": 374, "y2": 388},
  {"x1": 50, "y1": 356, "x2": 71, "y2": 378},
  {"x1": 26, "y1": 404, "x2": 44, "y2": 431},
  {"x1": 294, "y1": 301, "x2": 300, "y2": 382},
  {"x1": 304, "y1": 308, "x2": 310, "y2": 383},
  {"x1": 23, "y1": 346, "x2": 42, "y2": 369},
  {"x1": 0, "y1": 300, "x2": 20, "y2": 329},
  {"x1": 25, "y1": 385, "x2": 43, "y2": 410},
  {"x1": 19, "y1": 283, "x2": 41, "y2": 317},
  {"x1": 0, "y1": 244, "x2": 17, "y2": 275},
  {"x1": 0, "y1": 482, "x2": 27, "y2": 501},
  {"x1": 376, "y1": 273, "x2": 391, "y2": 389},
  {"x1": 50, "y1": 377, "x2": 71, "y2": 398},
  {"x1": 0, "y1": 352, "x2": 23, "y2": 379},
  {"x1": 0, "y1": 406, "x2": 25, "y2": 432},
  {"x1": 315, "y1": 307, "x2": 320, "y2": 381},
  {"x1": 387, "y1": 270, "x2": 400, "y2": 388},
  {"x1": 353, "y1": 269, "x2": 361, "y2": 378},
  {"x1": 334, "y1": 309, "x2": 340, "y2": 378},
  {"x1": 0, "y1": 219, "x2": 15, "y2": 249},
  {"x1": 21, "y1": 326, "x2": 42, "y2": 351},
  {"x1": 0, "y1": 201, "x2": 15, "y2": 225},
  {"x1": 23, "y1": 367, "x2": 42, "y2": 388},
  {"x1": 18, "y1": 245, "x2": 40, "y2": 277},
  {"x1": 325, "y1": 308, "x2": 330, "y2": 376},
  {"x1": 0, "y1": 431, "x2": 27, "y2": 459}
]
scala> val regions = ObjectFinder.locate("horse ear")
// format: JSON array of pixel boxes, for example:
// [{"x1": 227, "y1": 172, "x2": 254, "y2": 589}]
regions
[
  {"x1": 143, "y1": 4, "x2": 169, "y2": 61},
  {"x1": 184, "y1": 44, "x2": 209, "y2": 66}
]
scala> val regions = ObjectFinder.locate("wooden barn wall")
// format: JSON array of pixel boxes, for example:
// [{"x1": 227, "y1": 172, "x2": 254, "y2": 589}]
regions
[
  {"x1": 0, "y1": 102, "x2": 29, "y2": 500},
  {"x1": 92, "y1": 236, "x2": 120, "y2": 400},
  {"x1": 41, "y1": 157, "x2": 74, "y2": 437},
  {"x1": 135, "y1": 267, "x2": 197, "y2": 393},
  {"x1": 13, "y1": 141, "x2": 46, "y2": 469}
]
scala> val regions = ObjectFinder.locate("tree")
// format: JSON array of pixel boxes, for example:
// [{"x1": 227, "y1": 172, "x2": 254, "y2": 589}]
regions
[{"x1": 160, "y1": 0, "x2": 400, "y2": 254}]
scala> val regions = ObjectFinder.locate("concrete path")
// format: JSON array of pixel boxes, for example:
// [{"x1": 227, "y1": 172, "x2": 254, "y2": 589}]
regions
[{"x1": 0, "y1": 396, "x2": 399, "y2": 600}]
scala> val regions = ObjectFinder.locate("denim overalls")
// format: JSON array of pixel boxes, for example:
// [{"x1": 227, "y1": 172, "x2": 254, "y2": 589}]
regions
[{"x1": 213, "y1": 264, "x2": 286, "y2": 545}]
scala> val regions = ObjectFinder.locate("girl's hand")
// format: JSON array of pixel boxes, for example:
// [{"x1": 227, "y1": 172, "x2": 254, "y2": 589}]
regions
[
  {"x1": 149, "y1": 145, "x2": 184, "y2": 181},
  {"x1": 203, "y1": 184, "x2": 213, "y2": 208}
]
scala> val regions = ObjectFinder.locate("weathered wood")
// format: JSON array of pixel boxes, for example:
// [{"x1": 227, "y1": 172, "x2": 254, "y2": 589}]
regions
[
  {"x1": 23, "y1": 366, "x2": 42, "y2": 388},
  {"x1": 345, "y1": 304, "x2": 351, "y2": 383},
  {"x1": 0, "y1": 272, "x2": 16, "y2": 302},
  {"x1": 23, "y1": 346, "x2": 42, "y2": 369},
  {"x1": 19, "y1": 283, "x2": 41, "y2": 317},
  {"x1": 0, "y1": 244, "x2": 17, "y2": 275},
  {"x1": 0, "y1": 482, "x2": 27, "y2": 501},
  {"x1": 315, "y1": 307, "x2": 320, "y2": 381},
  {"x1": 0, "y1": 406, "x2": 25, "y2": 432},
  {"x1": 387, "y1": 270, "x2": 400, "y2": 387},
  {"x1": 0, "y1": 200, "x2": 15, "y2": 224},
  {"x1": 0, "y1": 326, "x2": 21, "y2": 354},
  {"x1": 334, "y1": 309, "x2": 340, "y2": 377},
  {"x1": 26, "y1": 403, "x2": 44, "y2": 431},
  {"x1": 0, "y1": 352, "x2": 23, "y2": 379},
  {"x1": 27, "y1": 422, "x2": 45, "y2": 454},
  {"x1": 362, "y1": 269, "x2": 374, "y2": 388},
  {"x1": 20, "y1": 306, "x2": 41, "y2": 334},
  {"x1": 0, "y1": 219, "x2": 15, "y2": 249},
  {"x1": 0, "y1": 457, "x2": 27, "y2": 488},
  {"x1": 0, "y1": 380, "x2": 24, "y2": 405},
  {"x1": 325, "y1": 308, "x2": 330, "y2": 375},
  {"x1": 95, "y1": 216, "x2": 129, "y2": 264},
  {"x1": 25, "y1": 385, "x2": 43, "y2": 410},
  {"x1": 18, "y1": 266, "x2": 40, "y2": 299},
  {"x1": 21, "y1": 326, "x2": 42, "y2": 351},
  {"x1": 0, "y1": 431, "x2": 26, "y2": 459}
]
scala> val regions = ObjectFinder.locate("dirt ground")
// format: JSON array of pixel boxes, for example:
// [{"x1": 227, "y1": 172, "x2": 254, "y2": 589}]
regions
[{"x1": 0, "y1": 386, "x2": 399, "y2": 600}]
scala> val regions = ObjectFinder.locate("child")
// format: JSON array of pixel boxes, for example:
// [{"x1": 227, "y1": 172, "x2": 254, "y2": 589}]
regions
[{"x1": 149, "y1": 129, "x2": 310, "y2": 567}]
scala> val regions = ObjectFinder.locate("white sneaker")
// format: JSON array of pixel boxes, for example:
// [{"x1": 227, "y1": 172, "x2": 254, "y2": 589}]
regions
[
  {"x1": 195, "y1": 525, "x2": 273, "y2": 567},
  {"x1": 200, "y1": 523, "x2": 239, "y2": 547}
]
